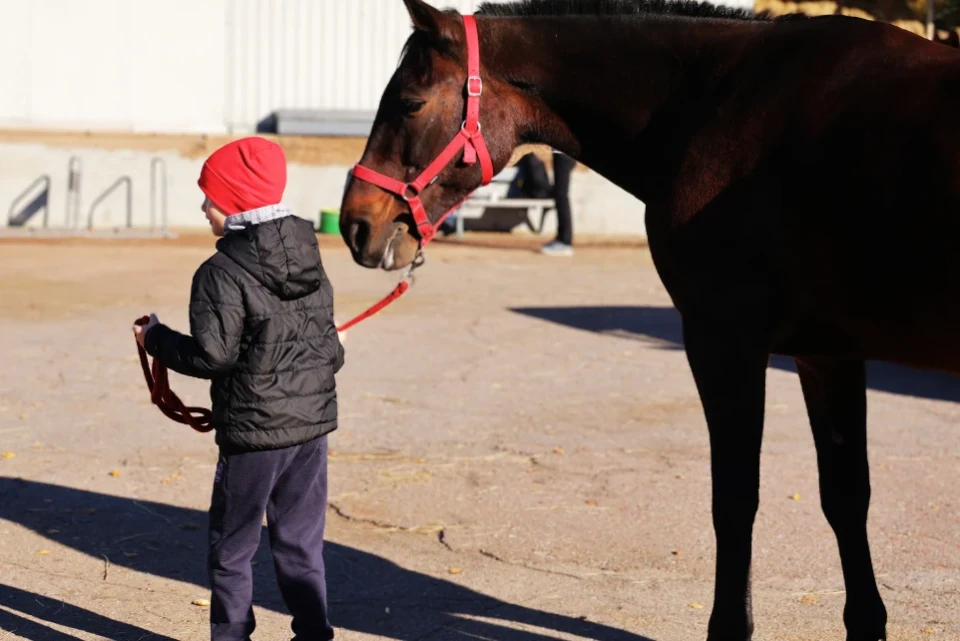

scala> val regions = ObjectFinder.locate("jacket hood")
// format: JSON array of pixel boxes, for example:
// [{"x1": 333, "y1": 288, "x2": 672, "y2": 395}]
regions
[{"x1": 216, "y1": 216, "x2": 322, "y2": 300}]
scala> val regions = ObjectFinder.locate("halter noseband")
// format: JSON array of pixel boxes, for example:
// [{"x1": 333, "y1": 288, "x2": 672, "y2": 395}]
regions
[{"x1": 350, "y1": 14, "x2": 494, "y2": 247}]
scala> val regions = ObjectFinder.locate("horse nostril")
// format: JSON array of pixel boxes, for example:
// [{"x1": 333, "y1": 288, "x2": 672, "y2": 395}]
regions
[{"x1": 346, "y1": 217, "x2": 371, "y2": 256}]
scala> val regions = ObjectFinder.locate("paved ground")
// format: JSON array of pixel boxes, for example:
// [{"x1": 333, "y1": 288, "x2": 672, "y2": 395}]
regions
[{"x1": 1, "y1": 233, "x2": 958, "y2": 641}]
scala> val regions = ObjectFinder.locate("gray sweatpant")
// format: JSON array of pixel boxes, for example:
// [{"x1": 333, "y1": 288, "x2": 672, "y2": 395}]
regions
[{"x1": 208, "y1": 435, "x2": 333, "y2": 641}]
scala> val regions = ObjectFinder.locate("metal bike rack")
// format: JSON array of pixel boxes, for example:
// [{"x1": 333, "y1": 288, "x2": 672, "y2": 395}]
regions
[
  {"x1": 150, "y1": 157, "x2": 168, "y2": 233},
  {"x1": 86, "y1": 175, "x2": 132, "y2": 231},
  {"x1": 66, "y1": 156, "x2": 83, "y2": 229},
  {"x1": 8, "y1": 175, "x2": 51, "y2": 228},
  {"x1": 2, "y1": 154, "x2": 175, "y2": 239}
]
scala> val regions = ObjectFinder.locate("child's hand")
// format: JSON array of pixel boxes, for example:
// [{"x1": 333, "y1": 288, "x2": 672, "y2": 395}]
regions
[
  {"x1": 335, "y1": 319, "x2": 347, "y2": 344},
  {"x1": 133, "y1": 313, "x2": 160, "y2": 347}
]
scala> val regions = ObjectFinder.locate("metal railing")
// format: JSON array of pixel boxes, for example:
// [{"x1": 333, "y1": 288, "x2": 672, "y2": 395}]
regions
[
  {"x1": 5, "y1": 154, "x2": 172, "y2": 237},
  {"x1": 66, "y1": 156, "x2": 83, "y2": 229},
  {"x1": 86, "y1": 176, "x2": 132, "y2": 230},
  {"x1": 8, "y1": 175, "x2": 51, "y2": 228},
  {"x1": 150, "y1": 157, "x2": 168, "y2": 233}
]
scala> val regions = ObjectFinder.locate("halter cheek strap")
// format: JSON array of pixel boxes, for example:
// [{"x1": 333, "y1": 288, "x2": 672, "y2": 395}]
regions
[{"x1": 350, "y1": 14, "x2": 493, "y2": 247}]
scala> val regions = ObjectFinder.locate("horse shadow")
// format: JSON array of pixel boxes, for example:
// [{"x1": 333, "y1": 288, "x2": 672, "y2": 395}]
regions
[
  {"x1": 510, "y1": 305, "x2": 960, "y2": 404},
  {"x1": 0, "y1": 476, "x2": 655, "y2": 641}
]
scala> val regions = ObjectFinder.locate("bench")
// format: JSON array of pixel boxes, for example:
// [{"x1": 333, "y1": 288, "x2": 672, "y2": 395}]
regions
[{"x1": 452, "y1": 167, "x2": 556, "y2": 239}]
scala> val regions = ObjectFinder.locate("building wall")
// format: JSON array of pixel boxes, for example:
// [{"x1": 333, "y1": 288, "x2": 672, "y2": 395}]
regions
[
  {"x1": 0, "y1": 0, "x2": 227, "y2": 133},
  {"x1": 0, "y1": 0, "x2": 754, "y2": 134},
  {"x1": 0, "y1": 0, "x2": 513, "y2": 134},
  {"x1": 0, "y1": 137, "x2": 648, "y2": 238},
  {"x1": 224, "y1": 0, "x2": 505, "y2": 132}
]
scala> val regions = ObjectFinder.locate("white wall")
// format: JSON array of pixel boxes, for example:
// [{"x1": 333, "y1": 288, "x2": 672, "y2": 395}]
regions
[
  {"x1": 0, "y1": 0, "x2": 754, "y2": 135},
  {"x1": 224, "y1": 0, "x2": 509, "y2": 132},
  {"x1": 0, "y1": 140, "x2": 647, "y2": 238},
  {"x1": 0, "y1": 0, "x2": 514, "y2": 135},
  {"x1": 0, "y1": 0, "x2": 226, "y2": 133},
  {"x1": 711, "y1": 0, "x2": 755, "y2": 8}
]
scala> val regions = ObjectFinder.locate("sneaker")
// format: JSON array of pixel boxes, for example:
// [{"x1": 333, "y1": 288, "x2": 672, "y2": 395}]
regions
[{"x1": 540, "y1": 240, "x2": 573, "y2": 256}]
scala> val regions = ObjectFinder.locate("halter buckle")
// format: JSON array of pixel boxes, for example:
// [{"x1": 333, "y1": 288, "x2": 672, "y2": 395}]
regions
[
  {"x1": 461, "y1": 120, "x2": 482, "y2": 134},
  {"x1": 466, "y1": 75, "x2": 483, "y2": 97}
]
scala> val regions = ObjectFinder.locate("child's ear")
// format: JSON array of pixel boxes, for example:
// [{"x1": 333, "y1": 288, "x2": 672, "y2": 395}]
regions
[{"x1": 402, "y1": 0, "x2": 460, "y2": 45}]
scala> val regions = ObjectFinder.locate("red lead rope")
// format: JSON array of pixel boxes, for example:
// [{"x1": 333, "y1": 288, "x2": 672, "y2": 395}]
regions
[
  {"x1": 134, "y1": 316, "x2": 213, "y2": 433},
  {"x1": 133, "y1": 277, "x2": 410, "y2": 433},
  {"x1": 136, "y1": 13, "x2": 490, "y2": 431},
  {"x1": 334, "y1": 278, "x2": 410, "y2": 333}
]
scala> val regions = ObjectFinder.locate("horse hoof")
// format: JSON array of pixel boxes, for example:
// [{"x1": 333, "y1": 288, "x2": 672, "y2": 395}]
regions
[
  {"x1": 705, "y1": 629, "x2": 751, "y2": 641},
  {"x1": 706, "y1": 610, "x2": 752, "y2": 641}
]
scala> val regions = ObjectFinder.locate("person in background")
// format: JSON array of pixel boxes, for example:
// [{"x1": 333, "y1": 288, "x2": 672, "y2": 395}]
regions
[
  {"x1": 509, "y1": 151, "x2": 577, "y2": 256},
  {"x1": 437, "y1": 151, "x2": 577, "y2": 255}
]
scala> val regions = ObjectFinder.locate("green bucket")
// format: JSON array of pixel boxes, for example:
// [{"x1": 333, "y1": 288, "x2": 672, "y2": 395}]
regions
[{"x1": 319, "y1": 209, "x2": 340, "y2": 235}]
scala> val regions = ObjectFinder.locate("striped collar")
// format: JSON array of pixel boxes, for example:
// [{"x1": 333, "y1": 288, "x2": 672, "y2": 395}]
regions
[{"x1": 224, "y1": 203, "x2": 294, "y2": 234}]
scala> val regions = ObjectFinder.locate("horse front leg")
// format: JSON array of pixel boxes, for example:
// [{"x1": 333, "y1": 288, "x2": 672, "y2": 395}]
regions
[
  {"x1": 683, "y1": 320, "x2": 769, "y2": 641},
  {"x1": 796, "y1": 357, "x2": 887, "y2": 641}
]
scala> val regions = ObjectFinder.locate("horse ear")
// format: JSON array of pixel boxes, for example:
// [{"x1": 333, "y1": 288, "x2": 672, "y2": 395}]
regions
[{"x1": 402, "y1": 0, "x2": 458, "y2": 43}]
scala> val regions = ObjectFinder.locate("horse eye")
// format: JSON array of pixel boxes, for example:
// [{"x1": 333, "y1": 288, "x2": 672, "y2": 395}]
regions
[{"x1": 400, "y1": 98, "x2": 426, "y2": 114}]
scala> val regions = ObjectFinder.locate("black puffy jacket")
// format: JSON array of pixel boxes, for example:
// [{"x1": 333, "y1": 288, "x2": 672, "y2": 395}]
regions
[{"x1": 144, "y1": 216, "x2": 344, "y2": 453}]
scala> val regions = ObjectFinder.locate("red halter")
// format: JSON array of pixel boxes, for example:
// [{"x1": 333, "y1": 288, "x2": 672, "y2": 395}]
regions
[{"x1": 350, "y1": 14, "x2": 494, "y2": 247}]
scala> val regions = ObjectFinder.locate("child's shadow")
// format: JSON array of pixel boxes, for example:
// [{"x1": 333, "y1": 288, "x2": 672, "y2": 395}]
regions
[
  {"x1": 0, "y1": 584, "x2": 180, "y2": 641},
  {"x1": 0, "y1": 477, "x2": 656, "y2": 641}
]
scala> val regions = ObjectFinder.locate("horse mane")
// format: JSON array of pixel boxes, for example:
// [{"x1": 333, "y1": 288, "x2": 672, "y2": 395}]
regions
[
  {"x1": 475, "y1": 0, "x2": 771, "y2": 22},
  {"x1": 399, "y1": 0, "x2": 790, "y2": 74}
]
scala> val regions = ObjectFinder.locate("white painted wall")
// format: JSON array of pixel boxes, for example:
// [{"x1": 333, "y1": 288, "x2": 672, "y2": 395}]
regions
[
  {"x1": 0, "y1": 0, "x2": 754, "y2": 134},
  {"x1": 224, "y1": 0, "x2": 511, "y2": 132},
  {"x1": 0, "y1": 141, "x2": 647, "y2": 238},
  {"x1": 0, "y1": 0, "x2": 515, "y2": 135},
  {"x1": 710, "y1": 0, "x2": 755, "y2": 9},
  {"x1": 0, "y1": 0, "x2": 226, "y2": 133}
]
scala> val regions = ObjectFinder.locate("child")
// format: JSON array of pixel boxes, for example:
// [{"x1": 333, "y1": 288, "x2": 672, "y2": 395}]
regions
[{"x1": 134, "y1": 137, "x2": 344, "y2": 641}]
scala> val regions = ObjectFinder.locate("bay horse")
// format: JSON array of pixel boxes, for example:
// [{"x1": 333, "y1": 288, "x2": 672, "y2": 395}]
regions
[{"x1": 339, "y1": 1, "x2": 960, "y2": 639}]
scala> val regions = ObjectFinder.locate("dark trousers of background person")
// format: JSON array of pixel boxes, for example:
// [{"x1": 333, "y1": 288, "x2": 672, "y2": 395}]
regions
[
  {"x1": 208, "y1": 436, "x2": 333, "y2": 641},
  {"x1": 551, "y1": 153, "x2": 576, "y2": 246},
  {"x1": 511, "y1": 152, "x2": 576, "y2": 246}
]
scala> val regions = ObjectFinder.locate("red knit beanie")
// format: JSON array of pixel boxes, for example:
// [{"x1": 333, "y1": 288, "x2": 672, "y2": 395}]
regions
[{"x1": 198, "y1": 137, "x2": 287, "y2": 215}]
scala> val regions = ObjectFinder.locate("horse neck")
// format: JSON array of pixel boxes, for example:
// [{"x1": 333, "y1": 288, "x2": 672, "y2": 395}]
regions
[{"x1": 482, "y1": 15, "x2": 769, "y2": 200}]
